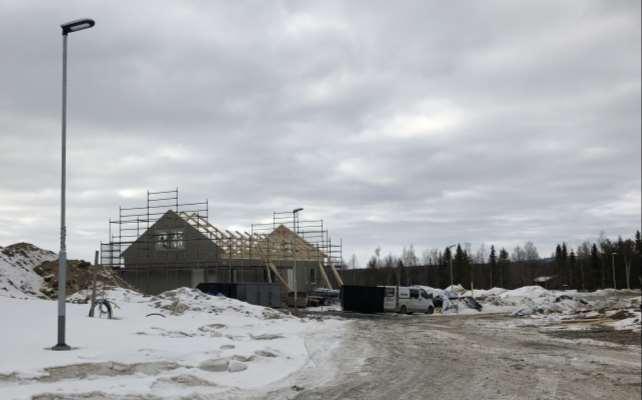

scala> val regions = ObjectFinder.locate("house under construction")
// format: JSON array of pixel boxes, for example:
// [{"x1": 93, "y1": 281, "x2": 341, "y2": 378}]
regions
[{"x1": 100, "y1": 189, "x2": 344, "y2": 296}]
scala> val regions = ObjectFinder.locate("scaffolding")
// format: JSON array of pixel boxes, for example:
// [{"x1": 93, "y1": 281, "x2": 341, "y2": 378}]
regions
[
  {"x1": 100, "y1": 189, "x2": 208, "y2": 268},
  {"x1": 100, "y1": 190, "x2": 344, "y2": 291},
  {"x1": 268, "y1": 211, "x2": 343, "y2": 267}
]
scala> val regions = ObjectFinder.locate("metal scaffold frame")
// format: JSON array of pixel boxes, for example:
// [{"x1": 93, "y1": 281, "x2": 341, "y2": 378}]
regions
[{"x1": 100, "y1": 189, "x2": 208, "y2": 268}]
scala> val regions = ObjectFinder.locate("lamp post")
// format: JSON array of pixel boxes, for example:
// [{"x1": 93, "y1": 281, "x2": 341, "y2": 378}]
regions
[
  {"x1": 53, "y1": 18, "x2": 95, "y2": 351},
  {"x1": 291, "y1": 208, "x2": 303, "y2": 312},
  {"x1": 292, "y1": 207, "x2": 303, "y2": 234}
]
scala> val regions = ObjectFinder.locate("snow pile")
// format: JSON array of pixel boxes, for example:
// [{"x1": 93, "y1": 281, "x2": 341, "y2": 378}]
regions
[
  {"x1": 610, "y1": 310, "x2": 641, "y2": 331},
  {"x1": 149, "y1": 287, "x2": 287, "y2": 320},
  {"x1": 416, "y1": 284, "x2": 639, "y2": 325},
  {"x1": 0, "y1": 287, "x2": 345, "y2": 399},
  {"x1": 0, "y1": 243, "x2": 56, "y2": 299},
  {"x1": 68, "y1": 286, "x2": 148, "y2": 305},
  {"x1": 417, "y1": 285, "x2": 486, "y2": 314}
]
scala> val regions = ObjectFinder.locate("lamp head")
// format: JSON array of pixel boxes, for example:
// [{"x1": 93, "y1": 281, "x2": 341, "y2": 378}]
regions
[{"x1": 61, "y1": 18, "x2": 95, "y2": 35}]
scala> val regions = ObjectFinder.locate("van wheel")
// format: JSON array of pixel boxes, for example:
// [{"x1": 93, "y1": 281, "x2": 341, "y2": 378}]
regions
[
  {"x1": 399, "y1": 305, "x2": 407, "y2": 314},
  {"x1": 426, "y1": 306, "x2": 434, "y2": 315}
]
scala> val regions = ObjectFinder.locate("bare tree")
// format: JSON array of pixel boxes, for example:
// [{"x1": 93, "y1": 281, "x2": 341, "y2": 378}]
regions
[
  {"x1": 421, "y1": 248, "x2": 432, "y2": 265},
  {"x1": 512, "y1": 245, "x2": 526, "y2": 261},
  {"x1": 401, "y1": 245, "x2": 418, "y2": 267},
  {"x1": 523, "y1": 241, "x2": 539, "y2": 260},
  {"x1": 383, "y1": 253, "x2": 396, "y2": 268},
  {"x1": 348, "y1": 254, "x2": 358, "y2": 269},
  {"x1": 374, "y1": 246, "x2": 382, "y2": 268},
  {"x1": 474, "y1": 242, "x2": 487, "y2": 264}
]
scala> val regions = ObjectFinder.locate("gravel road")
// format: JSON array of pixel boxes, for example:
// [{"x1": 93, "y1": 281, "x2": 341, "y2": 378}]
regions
[{"x1": 251, "y1": 313, "x2": 641, "y2": 400}]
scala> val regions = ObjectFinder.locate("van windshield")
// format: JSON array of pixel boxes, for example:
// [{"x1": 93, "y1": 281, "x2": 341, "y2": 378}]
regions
[{"x1": 420, "y1": 289, "x2": 431, "y2": 299}]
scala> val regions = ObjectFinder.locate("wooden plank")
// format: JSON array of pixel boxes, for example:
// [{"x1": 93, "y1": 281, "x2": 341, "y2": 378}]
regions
[
  {"x1": 330, "y1": 263, "x2": 344, "y2": 286},
  {"x1": 318, "y1": 261, "x2": 332, "y2": 289},
  {"x1": 268, "y1": 262, "x2": 291, "y2": 292}
]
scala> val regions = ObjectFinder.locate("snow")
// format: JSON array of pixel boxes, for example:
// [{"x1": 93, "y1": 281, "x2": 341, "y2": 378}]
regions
[
  {"x1": 611, "y1": 311, "x2": 642, "y2": 331},
  {"x1": 0, "y1": 287, "x2": 345, "y2": 399},
  {"x1": 415, "y1": 283, "x2": 641, "y2": 332},
  {"x1": 0, "y1": 243, "x2": 56, "y2": 300}
]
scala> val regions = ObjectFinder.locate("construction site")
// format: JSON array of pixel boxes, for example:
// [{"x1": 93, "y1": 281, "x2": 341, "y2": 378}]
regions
[{"x1": 99, "y1": 189, "x2": 344, "y2": 300}]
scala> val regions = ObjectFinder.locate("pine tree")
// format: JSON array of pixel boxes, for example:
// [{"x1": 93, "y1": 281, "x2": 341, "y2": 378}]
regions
[
  {"x1": 635, "y1": 231, "x2": 641, "y2": 255},
  {"x1": 569, "y1": 250, "x2": 576, "y2": 289},
  {"x1": 590, "y1": 244, "x2": 601, "y2": 289},
  {"x1": 443, "y1": 246, "x2": 452, "y2": 263},
  {"x1": 598, "y1": 238, "x2": 612, "y2": 289},
  {"x1": 560, "y1": 243, "x2": 569, "y2": 287},
  {"x1": 453, "y1": 245, "x2": 474, "y2": 289},
  {"x1": 498, "y1": 248, "x2": 510, "y2": 288},
  {"x1": 367, "y1": 256, "x2": 377, "y2": 269},
  {"x1": 489, "y1": 245, "x2": 497, "y2": 287}
]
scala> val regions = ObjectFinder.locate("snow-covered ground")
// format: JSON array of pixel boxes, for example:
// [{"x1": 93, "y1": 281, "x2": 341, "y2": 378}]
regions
[
  {"x1": 0, "y1": 243, "x2": 638, "y2": 398},
  {"x1": 0, "y1": 287, "x2": 344, "y2": 400}
]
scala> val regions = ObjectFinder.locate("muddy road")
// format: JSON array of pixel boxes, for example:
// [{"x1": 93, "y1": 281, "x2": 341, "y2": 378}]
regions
[{"x1": 248, "y1": 313, "x2": 641, "y2": 400}]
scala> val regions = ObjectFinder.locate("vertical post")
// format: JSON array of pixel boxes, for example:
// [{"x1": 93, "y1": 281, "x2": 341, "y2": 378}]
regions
[
  {"x1": 89, "y1": 250, "x2": 98, "y2": 317},
  {"x1": 54, "y1": 33, "x2": 70, "y2": 351},
  {"x1": 292, "y1": 239, "x2": 297, "y2": 313},
  {"x1": 228, "y1": 237, "x2": 232, "y2": 282}
]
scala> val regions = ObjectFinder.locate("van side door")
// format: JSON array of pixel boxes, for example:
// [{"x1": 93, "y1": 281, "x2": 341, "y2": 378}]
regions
[
  {"x1": 383, "y1": 286, "x2": 397, "y2": 311},
  {"x1": 409, "y1": 288, "x2": 421, "y2": 311}
]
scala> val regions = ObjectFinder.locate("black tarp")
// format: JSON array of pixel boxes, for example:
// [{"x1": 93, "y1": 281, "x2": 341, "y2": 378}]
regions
[{"x1": 341, "y1": 285, "x2": 384, "y2": 313}]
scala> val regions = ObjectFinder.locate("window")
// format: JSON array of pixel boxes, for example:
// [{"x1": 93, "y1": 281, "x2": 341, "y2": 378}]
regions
[
  {"x1": 310, "y1": 268, "x2": 316, "y2": 283},
  {"x1": 420, "y1": 289, "x2": 432, "y2": 300},
  {"x1": 409, "y1": 289, "x2": 419, "y2": 299},
  {"x1": 385, "y1": 287, "x2": 395, "y2": 297},
  {"x1": 155, "y1": 229, "x2": 184, "y2": 250}
]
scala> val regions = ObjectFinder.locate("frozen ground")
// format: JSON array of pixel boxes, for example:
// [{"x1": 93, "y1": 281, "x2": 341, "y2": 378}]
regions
[
  {"x1": 0, "y1": 288, "x2": 344, "y2": 400},
  {"x1": 0, "y1": 287, "x2": 639, "y2": 399},
  {"x1": 257, "y1": 311, "x2": 640, "y2": 400},
  {"x1": 1, "y1": 243, "x2": 639, "y2": 400}
]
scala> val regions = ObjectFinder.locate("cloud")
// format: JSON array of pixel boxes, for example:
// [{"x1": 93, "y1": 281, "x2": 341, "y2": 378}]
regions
[{"x1": 0, "y1": 0, "x2": 639, "y2": 266}]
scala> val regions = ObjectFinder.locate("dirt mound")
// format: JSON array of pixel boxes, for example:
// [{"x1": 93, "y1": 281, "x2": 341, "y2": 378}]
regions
[
  {"x1": 0, "y1": 242, "x2": 57, "y2": 298},
  {"x1": 49, "y1": 263, "x2": 138, "y2": 303},
  {"x1": 0, "y1": 241, "x2": 135, "y2": 300}
]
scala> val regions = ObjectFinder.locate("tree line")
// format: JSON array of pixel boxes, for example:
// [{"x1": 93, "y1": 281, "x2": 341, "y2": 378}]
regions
[{"x1": 348, "y1": 231, "x2": 641, "y2": 290}]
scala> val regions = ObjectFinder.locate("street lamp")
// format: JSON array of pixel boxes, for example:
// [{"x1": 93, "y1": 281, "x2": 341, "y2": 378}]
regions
[
  {"x1": 53, "y1": 18, "x2": 95, "y2": 351},
  {"x1": 291, "y1": 208, "x2": 303, "y2": 312},
  {"x1": 292, "y1": 208, "x2": 303, "y2": 234}
]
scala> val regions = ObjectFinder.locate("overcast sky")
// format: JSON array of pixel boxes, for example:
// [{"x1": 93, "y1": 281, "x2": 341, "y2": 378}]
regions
[{"x1": 1, "y1": 1, "x2": 640, "y2": 265}]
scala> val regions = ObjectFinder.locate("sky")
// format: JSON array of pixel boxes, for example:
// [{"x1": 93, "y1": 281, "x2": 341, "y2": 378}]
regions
[{"x1": 0, "y1": 1, "x2": 640, "y2": 266}]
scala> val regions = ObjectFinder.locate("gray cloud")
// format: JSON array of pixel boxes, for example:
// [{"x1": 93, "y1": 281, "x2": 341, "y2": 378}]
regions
[{"x1": 0, "y1": 0, "x2": 639, "y2": 265}]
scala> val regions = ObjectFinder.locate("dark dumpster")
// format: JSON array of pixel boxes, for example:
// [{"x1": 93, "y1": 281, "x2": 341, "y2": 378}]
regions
[
  {"x1": 197, "y1": 282, "x2": 281, "y2": 308},
  {"x1": 341, "y1": 285, "x2": 384, "y2": 313},
  {"x1": 197, "y1": 282, "x2": 237, "y2": 298}
]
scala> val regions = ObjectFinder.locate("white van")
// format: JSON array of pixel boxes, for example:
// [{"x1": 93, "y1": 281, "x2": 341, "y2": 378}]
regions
[{"x1": 381, "y1": 286, "x2": 435, "y2": 314}]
